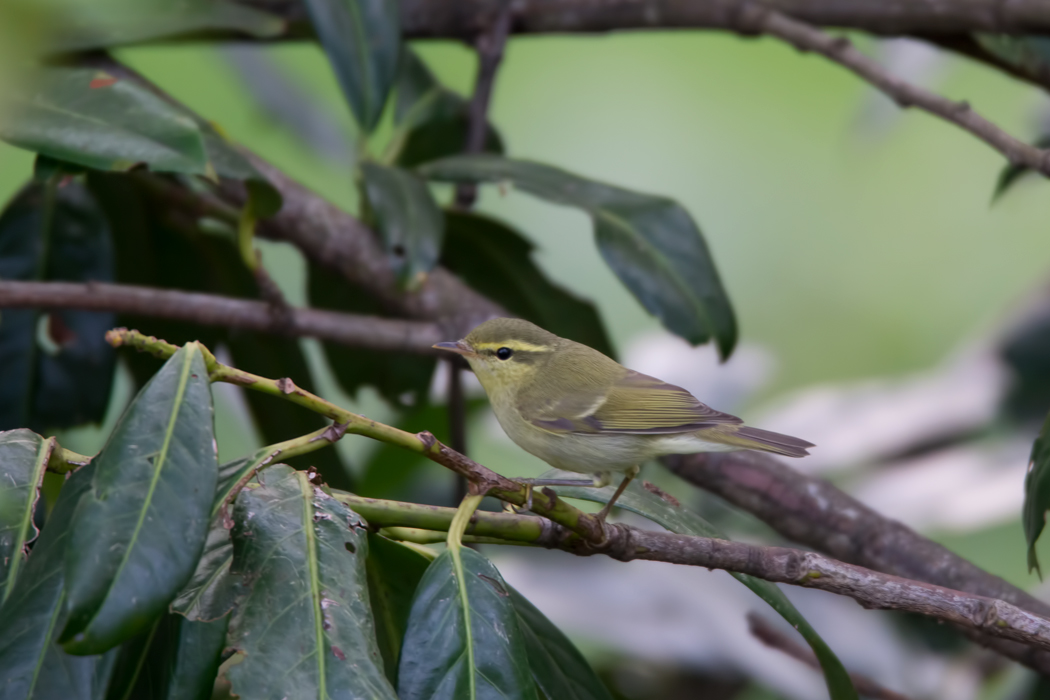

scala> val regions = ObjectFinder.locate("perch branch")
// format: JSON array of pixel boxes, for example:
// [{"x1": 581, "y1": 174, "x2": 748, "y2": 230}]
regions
[
  {"x1": 0, "y1": 281, "x2": 444, "y2": 353},
  {"x1": 663, "y1": 450, "x2": 1050, "y2": 674},
  {"x1": 106, "y1": 328, "x2": 607, "y2": 544},
  {"x1": 327, "y1": 490, "x2": 1050, "y2": 655}
]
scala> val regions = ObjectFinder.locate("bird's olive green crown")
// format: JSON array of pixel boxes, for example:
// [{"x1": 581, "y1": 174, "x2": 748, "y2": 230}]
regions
[{"x1": 463, "y1": 318, "x2": 565, "y2": 357}]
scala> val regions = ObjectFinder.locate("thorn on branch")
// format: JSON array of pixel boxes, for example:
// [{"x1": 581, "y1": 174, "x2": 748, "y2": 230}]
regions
[
  {"x1": 276, "y1": 377, "x2": 296, "y2": 394},
  {"x1": 319, "y1": 421, "x2": 349, "y2": 443}
]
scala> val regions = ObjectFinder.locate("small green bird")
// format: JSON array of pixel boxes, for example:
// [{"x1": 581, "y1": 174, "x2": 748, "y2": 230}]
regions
[{"x1": 434, "y1": 318, "x2": 812, "y2": 521}]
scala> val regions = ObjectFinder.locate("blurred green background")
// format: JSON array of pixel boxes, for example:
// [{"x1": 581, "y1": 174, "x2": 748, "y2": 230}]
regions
[{"x1": 2, "y1": 32, "x2": 1047, "y2": 587}]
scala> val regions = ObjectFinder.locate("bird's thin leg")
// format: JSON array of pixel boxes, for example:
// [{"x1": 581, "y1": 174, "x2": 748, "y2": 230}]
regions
[
  {"x1": 512, "y1": 477, "x2": 595, "y2": 513},
  {"x1": 596, "y1": 465, "x2": 640, "y2": 523}
]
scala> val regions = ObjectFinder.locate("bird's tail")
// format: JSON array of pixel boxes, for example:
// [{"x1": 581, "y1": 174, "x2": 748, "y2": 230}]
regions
[{"x1": 700, "y1": 425, "x2": 814, "y2": 458}]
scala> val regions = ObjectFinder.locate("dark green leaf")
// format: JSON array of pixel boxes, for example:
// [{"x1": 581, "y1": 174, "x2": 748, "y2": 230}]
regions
[
  {"x1": 302, "y1": 0, "x2": 400, "y2": 132},
  {"x1": 0, "y1": 179, "x2": 117, "y2": 432},
  {"x1": 1, "y1": 68, "x2": 279, "y2": 212},
  {"x1": 991, "y1": 134, "x2": 1050, "y2": 203},
  {"x1": 1025, "y1": 411, "x2": 1050, "y2": 574},
  {"x1": 308, "y1": 262, "x2": 436, "y2": 407},
  {"x1": 170, "y1": 447, "x2": 283, "y2": 622},
  {"x1": 542, "y1": 468, "x2": 857, "y2": 700},
  {"x1": 0, "y1": 462, "x2": 120, "y2": 700},
  {"x1": 398, "y1": 547, "x2": 535, "y2": 700},
  {"x1": 1000, "y1": 306, "x2": 1050, "y2": 421},
  {"x1": 508, "y1": 586, "x2": 612, "y2": 700},
  {"x1": 365, "y1": 534, "x2": 431, "y2": 682},
  {"x1": 46, "y1": 0, "x2": 285, "y2": 53},
  {"x1": 104, "y1": 612, "x2": 229, "y2": 700},
  {"x1": 225, "y1": 466, "x2": 396, "y2": 699},
  {"x1": 976, "y1": 34, "x2": 1050, "y2": 87},
  {"x1": 442, "y1": 210, "x2": 613, "y2": 358},
  {"x1": 0, "y1": 430, "x2": 51, "y2": 604},
  {"x1": 61, "y1": 344, "x2": 218, "y2": 654},
  {"x1": 419, "y1": 155, "x2": 737, "y2": 357},
  {"x1": 391, "y1": 48, "x2": 502, "y2": 167},
  {"x1": 0, "y1": 67, "x2": 208, "y2": 175},
  {"x1": 361, "y1": 162, "x2": 444, "y2": 289}
]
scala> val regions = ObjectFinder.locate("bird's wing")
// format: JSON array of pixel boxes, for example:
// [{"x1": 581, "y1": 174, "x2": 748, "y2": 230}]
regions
[{"x1": 526, "y1": 370, "x2": 742, "y2": 435}]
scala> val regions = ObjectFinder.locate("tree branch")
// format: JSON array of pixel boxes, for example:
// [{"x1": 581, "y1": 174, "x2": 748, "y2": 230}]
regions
[
  {"x1": 663, "y1": 451, "x2": 1050, "y2": 674},
  {"x1": 0, "y1": 281, "x2": 444, "y2": 353},
  {"x1": 328, "y1": 489, "x2": 1050, "y2": 656},
  {"x1": 741, "y1": 4, "x2": 1050, "y2": 174},
  {"x1": 241, "y1": 0, "x2": 1050, "y2": 37}
]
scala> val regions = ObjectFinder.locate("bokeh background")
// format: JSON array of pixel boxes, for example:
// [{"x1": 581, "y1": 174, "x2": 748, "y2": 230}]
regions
[{"x1": 3, "y1": 30, "x2": 1049, "y2": 698}]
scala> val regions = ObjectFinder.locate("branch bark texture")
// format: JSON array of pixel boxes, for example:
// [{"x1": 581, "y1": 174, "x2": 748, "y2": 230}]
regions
[
  {"x1": 0, "y1": 281, "x2": 444, "y2": 353},
  {"x1": 663, "y1": 451, "x2": 1050, "y2": 674}
]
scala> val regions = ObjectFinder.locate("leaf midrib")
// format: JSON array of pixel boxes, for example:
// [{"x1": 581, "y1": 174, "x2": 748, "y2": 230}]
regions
[
  {"x1": 91, "y1": 345, "x2": 197, "y2": 624},
  {"x1": 2, "y1": 436, "x2": 51, "y2": 604}
]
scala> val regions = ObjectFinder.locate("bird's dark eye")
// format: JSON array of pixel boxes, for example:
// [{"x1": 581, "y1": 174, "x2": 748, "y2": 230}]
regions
[{"x1": 496, "y1": 347, "x2": 513, "y2": 360}]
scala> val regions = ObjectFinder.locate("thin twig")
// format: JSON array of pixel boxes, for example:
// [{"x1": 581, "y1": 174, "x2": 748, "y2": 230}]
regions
[
  {"x1": 739, "y1": 3, "x2": 1050, "y2": 174},
  {"x1": 0, "y1": 281, "x2": 444, "y2": 353},
  {"x1": 747, "y1": 613, "x2": 912, "y2": 700},
  {"x1": 456, "y1": 3, "x2": 513, "y2": 208}
]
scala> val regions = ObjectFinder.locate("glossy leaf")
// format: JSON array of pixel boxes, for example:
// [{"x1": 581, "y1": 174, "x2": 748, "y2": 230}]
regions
[
  {"x1": 226, "y1": 466, "x2": 396, "y2": 700},
  {"x1": 45, "y1": 0, "x2": 285, "y2": 52},
  {"x1": 419, "y1": 155, "x2": 737, "y2": 357},
  {"x1": 1024, "y1": 412, "x2": 1050, "y2": 574},
  {"x1": 365, "y1": 534, "x2": 431, "y2": 681},
  {"x1": 0, "y1": 180, "x2": 117, "y2": 432},
  {"x1": 398, "y1": 547, "x2": 535, "y2": 700},
  {"x1": 442, "y1": 210, "x2": 614, "y2": 358},
  {"x1": 391, "y1": 48, "x2": 502, "y2": 167},
  {"x1": 361, "y1": 162, "x2": 444, "y2": 289},
  {"x1": 0, "y1": 67, "x2": 207, "y2": 175},
  {"x1": 302, "y1": 0, "x2": 400, "y2": 132},
  {"x1": 0, "y1": 463, "x2": 120, "y2": 700},
  {"x1": 542, "y1": 468, "x2": 858, "y2": 700},
  {"x1": 170, "y1": 447, "x2": 282, "y2": 621},
  {"x1": 508, "y1": 586, "x2": 613, "y2": 700},
  {"x1": 0, "y1": 430, "x2": 51, "y2": 603},
  {"x1": 1, "y1": 69, "x2": 279, "y2": 214},
  {"x1": 61, "y1": 344, "x2": 218, "y2": 654},
  {"x1": 308, "y1": 262, "x2": 436, "y2": 407},
  {"x1": 104, "y1": 612, "x2": 229, "y2": 700}
]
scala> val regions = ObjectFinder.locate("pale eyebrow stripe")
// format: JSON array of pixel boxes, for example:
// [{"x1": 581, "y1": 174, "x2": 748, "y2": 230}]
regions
[{"x1": 473, "y1": 341, "x2": 552, "y2": 353}]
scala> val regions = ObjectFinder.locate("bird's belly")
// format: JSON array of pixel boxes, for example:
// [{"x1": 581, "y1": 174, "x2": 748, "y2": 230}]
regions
[{"x1": 501, "y1": 418, "x2": 655, "y2": 475}]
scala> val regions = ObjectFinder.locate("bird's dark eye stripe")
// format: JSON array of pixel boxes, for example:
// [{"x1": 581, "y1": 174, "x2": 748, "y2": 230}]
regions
[{"x1": 496, "y1": 347, "x2": 513, "y2": 360}]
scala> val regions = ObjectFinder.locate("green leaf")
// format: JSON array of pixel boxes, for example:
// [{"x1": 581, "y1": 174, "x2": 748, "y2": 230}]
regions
[
  {"x1": 398, "y1": 547, "x2": 535, "y2": 700},
  {"x1": 418, "y1": 155, "x2": 737, "y2": 357},
  {"x1": 104, "y1": 612, "x2": 229, "y2": 700},
  {"x1": 390, "y1": 48, "x2": 502, "y2": 168},
  {"x1": 0, "y1": 180, "x2": 117, "y2": 432},
  {"x1": 0, "y1": 67, "x2": 208, "y2": 175},
  {"x1": 302, "y1": 0, "x2": 400, "y2": 133},
  {"x1": 43, "y1": 0, "x2": 285, "y2": 52},
  {"x1": 542, "y1": 469, "x2": 858, "y2": 700},
  {"x1": 442, "y1": 210, "x2": 614, "y2": 358},
  {"x1": 170, "y1": 447, "x2": 282, "y2": 622},
  {"x1": 0, "y1": 462, "x2": 120, "y2": 700},
  {"x1": 991, "y1": 135, "x2": 1050, "y2": 203},
  {"x1": 1024, "y1": 411, "x2": 1050, "y2": 574},
  {"x1": 226, "y1": 466, "x2": 396, "y2": 700},
  {"x1": 508, "y1": 587, "x2": 613, "y2": 700},
  {"x1": 976, "y1": 34, "x2": 1050, "y2": 86},
  {"x1": 61, "y1": 344, "x2": 218, "y2": 654},
  {"x1": 361, "y1": 162, "x2": 444, "y2": 289},
  {"x1": 365, "y1": 534, "x2": 431, "y2": 682},
  {"x1": 307, "y1": 262, "x2": 436, "y2": 407},
  {"x1": 0, "y1": 430, "x2": 51, "y2": 604}
]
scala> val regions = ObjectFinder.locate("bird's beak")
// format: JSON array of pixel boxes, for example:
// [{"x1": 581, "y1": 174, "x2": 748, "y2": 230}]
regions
[{"x1": 433, "y1": 340, "x2": 476, "y2": 357}]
